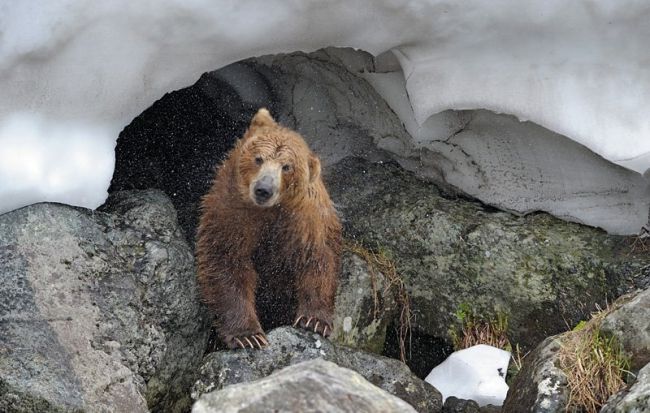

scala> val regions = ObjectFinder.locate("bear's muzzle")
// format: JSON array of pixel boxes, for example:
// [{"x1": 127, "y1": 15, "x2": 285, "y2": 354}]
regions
[{"x1": 252, "y1": 175, "x2": 278, "y2": 206}]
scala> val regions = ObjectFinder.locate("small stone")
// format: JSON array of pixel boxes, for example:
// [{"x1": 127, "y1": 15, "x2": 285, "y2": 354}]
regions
[{"x1": 343, "y1": 316, "x2": 353, "y2": 332}]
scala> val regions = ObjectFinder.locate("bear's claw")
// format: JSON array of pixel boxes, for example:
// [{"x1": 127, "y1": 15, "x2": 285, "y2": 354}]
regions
[
  {"x1": 227, "y1": 333, "x2": 268, "y2": 350},
  {"x1": 293, "y1": 315, "x2": 332, "y2": 337}
]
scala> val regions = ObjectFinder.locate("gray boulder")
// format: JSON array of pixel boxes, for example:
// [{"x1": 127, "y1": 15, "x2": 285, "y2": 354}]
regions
[
  {"x1": 192, "y1": 358, "x2": 417, "y2": 413},
  {"x1": 600, "y1": 288, "x2": 650, "y2": 372},
  {"x1": 330, "y1": 252, "x2": 398, "y2": 353},
  {"x1": 325, "y1": 157, "x2": 650, "y2": 351},
  {"x1": 501, "y1": 337, "x2": 568, "y2": 413},
  {"x1": 192, "y1": 326, "x2": 441, "y2": 413},
  {"x1": 0, "y1": 190, "x2": 209, "y2": 412},
  {"x1": 443, "y1": 396, "x2": 481, "y2": 413}
]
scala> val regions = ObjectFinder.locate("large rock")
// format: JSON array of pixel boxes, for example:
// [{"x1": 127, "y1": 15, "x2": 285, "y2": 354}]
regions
[
  {"x1": 192, "y1": 359, "x2": 418, "y2": 413},
  {"x1": 501, "y1": 337, "x2": 568, "y2": 413},
  {"x1": 325, "y1": 157, "x2": 650, "y2": 351},
  {"x1": 110, "y1": 46, "x2": 648, "y2": 243},
  {"x1": 0, "y1": 190, "x2": 209, "y2": 412},
  {"x1": 600, "y1": 288, "x2": 650, "y2": 371},
  {"x1": 192, "y1": 327, "x2": 442, "y2": 413}
]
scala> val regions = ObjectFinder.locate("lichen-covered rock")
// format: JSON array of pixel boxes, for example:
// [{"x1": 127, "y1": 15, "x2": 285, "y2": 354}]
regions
[
  {"x1": 601, "y1": 362, "x2": 650, "y2": 413},
  {"x1": 501, "y1": 337, "x2": 568, "y2": 413},
  {"x1": 192, "y1": 359, "x2": 417, "y2": 413},
  {"x1": 325, "y1": 157, "x2": 650, "y2": 351},
  {"x1": 0, "y1": 190, "x2": 209, "y2": 412},
  {"x1": 331, "y1": 252, "x2": 398, "y2": 353},
  {"x1": 443, "y1": 397, "x2": 501, "y2": 413},
  {"x1": 600, "y1": 288, "x2": 650, "y2": 372},
  {"x1": 192, "y1": 326, "x2": 441, "y2": 413}
]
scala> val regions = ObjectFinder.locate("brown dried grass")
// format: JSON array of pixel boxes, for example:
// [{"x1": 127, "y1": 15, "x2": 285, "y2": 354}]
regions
[
  {"x1": 558, "y1": 304, "x2": 630, "y2": 413},
  {"x1": 628, "y1": 234, "x2": 649, "y2": 254}
]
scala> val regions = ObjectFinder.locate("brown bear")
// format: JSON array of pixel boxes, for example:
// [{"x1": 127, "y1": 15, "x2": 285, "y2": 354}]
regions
[{"x1": 196, "y1": 108, "x2": 342, "y2": 349}]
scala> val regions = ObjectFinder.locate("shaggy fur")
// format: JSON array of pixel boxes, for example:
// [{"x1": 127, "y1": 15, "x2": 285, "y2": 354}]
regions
[{"x1": 196, "y1": 108, "x2": 342, "y2": 349}]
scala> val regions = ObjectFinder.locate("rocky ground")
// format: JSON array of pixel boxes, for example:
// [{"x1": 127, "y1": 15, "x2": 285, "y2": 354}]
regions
[
  {"x1": 192, "y1": 327, "x2": 441, "y2": 413},
  {"x1": 2, "y1": 49, "x2": 649, "y2": 412},
  {"x1": 3, "y1": 171, "x2": 648, "y2": 412}
]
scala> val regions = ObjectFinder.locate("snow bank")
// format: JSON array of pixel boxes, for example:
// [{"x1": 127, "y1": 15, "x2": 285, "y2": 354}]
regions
[
  {"x1": 0, "y1": 114, "x2": 114, "y2": 214},
  {"x1": 364, "y1": 71, "x2": 650, "y2": 235},
  {"x1": 1, "y1": 0, "x2": 649, "y2": 216}
]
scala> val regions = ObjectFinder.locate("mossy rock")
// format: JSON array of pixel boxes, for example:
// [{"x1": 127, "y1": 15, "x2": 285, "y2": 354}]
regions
[{"x1": 325, "y1": 157, "x2": 650, "y2": 351}]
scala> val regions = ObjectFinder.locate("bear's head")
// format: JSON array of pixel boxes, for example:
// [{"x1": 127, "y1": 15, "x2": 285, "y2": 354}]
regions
[{"x1": 236, "y1": 108, "x2": 321, "y2": 207}]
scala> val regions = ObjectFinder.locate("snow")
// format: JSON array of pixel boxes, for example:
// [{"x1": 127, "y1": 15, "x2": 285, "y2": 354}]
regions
[
  {"x1": 363, "y1": 69, "x2": 649, "y2": 235},
  {"x1": 425, "y1": 344, "x2": 511, "y2": 407},
  {"x1": 0, "y1": 113, "x2": 114, "y2": 214},
  {"x1": 1, "y1": 0, "x2": 649, "y2": 215}
]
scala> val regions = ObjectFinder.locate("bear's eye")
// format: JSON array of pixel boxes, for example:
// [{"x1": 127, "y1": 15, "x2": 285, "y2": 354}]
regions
[
  {"x1": 282, "y1": 164, "x2": 292, "y2": 172},
  {"x1": 255, "y1": 156, "x2": 264, "y2": 166}
]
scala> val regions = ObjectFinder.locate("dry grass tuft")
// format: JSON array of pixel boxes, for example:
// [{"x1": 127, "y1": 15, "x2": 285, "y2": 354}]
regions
[
  {"x1": 450, "y1": 304, "x2": 510, "y2": 350},
  {"x1": 344, "y1": 240, "x2": 412, "y2": 363},
  {"x1": 558, "y1": 304, "x2": 630, "y2": 413},
  {"x1": 628, "y1": 235, "x2": 649, "y2": 253},
  {"x1": 449, "y1": 304, "x2": 527, "y2": 381},
  {"x1": 628, "y1": 225, "x2": 650, "y2": 254}
]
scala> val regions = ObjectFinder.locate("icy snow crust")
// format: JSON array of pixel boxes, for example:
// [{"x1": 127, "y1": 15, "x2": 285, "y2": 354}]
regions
[
  {"x1": 425, "y1": 344, "x2": 511, "y2": 406},
  {"x1": 1, "y1": 0, "x2": 649, "y2": 214}
]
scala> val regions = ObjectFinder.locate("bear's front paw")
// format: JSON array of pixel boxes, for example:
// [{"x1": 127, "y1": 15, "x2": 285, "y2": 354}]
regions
[
  {"x1": 224, "y1": 332, "x2": 268, "y2": 350},
  {"x1": 293, "y1": 315, "x2": 332, "y2": 337}
]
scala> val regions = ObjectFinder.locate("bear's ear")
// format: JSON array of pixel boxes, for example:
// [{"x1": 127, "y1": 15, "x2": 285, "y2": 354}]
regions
[
  {"x1": 308, "y1": 153, "x2": 321, "y2": 184},
  {"x1": 250, "y1": 108, "x2": 277, "y2": 130}
]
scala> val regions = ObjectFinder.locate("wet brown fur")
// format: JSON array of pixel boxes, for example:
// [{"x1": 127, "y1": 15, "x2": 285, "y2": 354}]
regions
[{"x1": 196, "y1": 109, "x2": 342, "y2": 349}]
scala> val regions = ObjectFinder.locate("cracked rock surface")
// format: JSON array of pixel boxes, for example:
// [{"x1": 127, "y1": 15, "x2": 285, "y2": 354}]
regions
[{"x1": 0, "y1": 189, "x2": 209, "y2": 412}]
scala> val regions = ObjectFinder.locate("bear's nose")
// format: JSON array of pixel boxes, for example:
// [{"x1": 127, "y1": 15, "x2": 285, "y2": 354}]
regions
[{"x1": 254, "y1": 181, "x2": 274, "y2": 203}]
